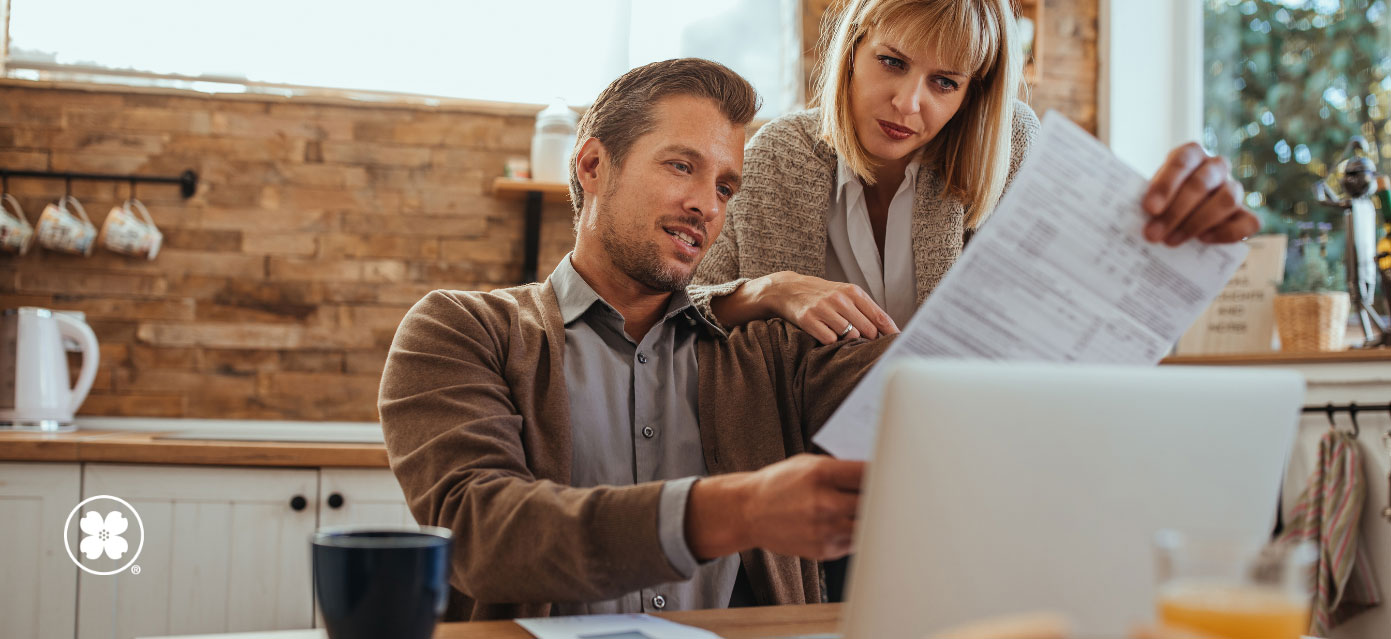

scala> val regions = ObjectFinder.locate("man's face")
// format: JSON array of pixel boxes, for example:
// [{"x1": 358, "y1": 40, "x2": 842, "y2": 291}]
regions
[{"x1": 585, "y1": 95, "x2": 745, "y2": 292}]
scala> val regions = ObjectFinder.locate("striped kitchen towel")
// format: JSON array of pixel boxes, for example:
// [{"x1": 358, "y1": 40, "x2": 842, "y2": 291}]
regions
[{"x1": 1277, "y1": 428, "x2": 1381, "y2": 635}]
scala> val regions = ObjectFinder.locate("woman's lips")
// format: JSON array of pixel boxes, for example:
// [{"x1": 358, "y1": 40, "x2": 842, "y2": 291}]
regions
[{"x1": 877, "y1": 119, "x2": 915, "y2": 141}]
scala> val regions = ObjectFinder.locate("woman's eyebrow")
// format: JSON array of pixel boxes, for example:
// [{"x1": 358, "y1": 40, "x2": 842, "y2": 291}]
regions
[{"x1": 883, "y1": 43, "x2": 967, "y2": 77}]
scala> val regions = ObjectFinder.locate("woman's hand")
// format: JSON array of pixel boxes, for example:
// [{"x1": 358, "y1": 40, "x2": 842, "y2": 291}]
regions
[
  {"x1": 1141, "y1": 143, "x2": 1262, "y2": 246},
  {"x1": 711, "y1": 271, "x2": 898, "y2": 345}
]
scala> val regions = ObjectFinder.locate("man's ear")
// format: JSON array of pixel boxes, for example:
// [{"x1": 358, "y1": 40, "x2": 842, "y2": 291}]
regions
[{"x1": 575, "y1": 137, "x2": 608, "y2": 197}]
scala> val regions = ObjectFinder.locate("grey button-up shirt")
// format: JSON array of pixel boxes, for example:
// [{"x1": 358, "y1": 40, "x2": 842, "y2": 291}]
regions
[{"x1": 548, "y1": 255, "x2": 740, "y2": 615}]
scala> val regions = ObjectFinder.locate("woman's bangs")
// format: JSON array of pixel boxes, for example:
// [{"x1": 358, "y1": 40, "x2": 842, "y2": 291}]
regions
[{"x1": 872, "y1": 1, "x2": 998, "y2": 79}]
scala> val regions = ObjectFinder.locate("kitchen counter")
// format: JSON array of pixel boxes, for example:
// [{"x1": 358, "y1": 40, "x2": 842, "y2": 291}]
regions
[{"x1": 0, "y1": 422, "x2": 388, "y2": 468}]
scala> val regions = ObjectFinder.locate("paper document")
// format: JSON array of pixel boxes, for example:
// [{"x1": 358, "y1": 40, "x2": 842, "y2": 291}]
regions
[
  {"x1": 812, "y1": 112, "x2": 1249, "y2": 461},
  {"x1": 515, "y1": 613, "x2": 723, "y2": 639}
]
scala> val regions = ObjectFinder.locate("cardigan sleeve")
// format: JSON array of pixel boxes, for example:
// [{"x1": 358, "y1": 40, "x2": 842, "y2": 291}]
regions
[
  {"x1": 378, "y1": 291, "x2": 685, "y2": 604},
  {"x1": 688, "y1": 112, "x2": 824, "y2": 333}
]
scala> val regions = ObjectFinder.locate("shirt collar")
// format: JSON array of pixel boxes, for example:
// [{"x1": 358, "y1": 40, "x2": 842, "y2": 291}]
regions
[
  {"x1": 548, "y1": 253, "x2": 717, "y2": 334},
  {"x1": 835, "y1": 153, "x2": 922, "y2": 203}
]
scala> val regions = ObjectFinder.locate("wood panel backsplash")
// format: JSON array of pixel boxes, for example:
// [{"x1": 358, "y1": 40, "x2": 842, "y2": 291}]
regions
[
  {"x1": 0, "y1": 83, "x2": 576, "y2": 421},
  {"x1": 0, "y1": 1, "x2": 1097, "y2": 421}
]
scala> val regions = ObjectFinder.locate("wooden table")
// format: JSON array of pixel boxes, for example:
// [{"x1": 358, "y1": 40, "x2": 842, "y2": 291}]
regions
[
  {"x1": 434, "y1": 603, "x2": 841, "y2": 638},
  {"x1": 141, "y1": 604, "x2": 842, "y2": 638}
]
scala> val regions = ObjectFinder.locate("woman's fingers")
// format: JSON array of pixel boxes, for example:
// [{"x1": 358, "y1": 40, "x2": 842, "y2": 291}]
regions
[
  {"x1": 848, "y1": 286, "x2": 899, "y2": 335},
  {"x1": 1165, "y1": 182, "x2": 1242, "y2": 245},
  {"x1": 1145, "y1": 153, "x2": 1229, "y2": 243},
  {"x1": 832, "y1": 296, "x2": 879, "y2": 340}
]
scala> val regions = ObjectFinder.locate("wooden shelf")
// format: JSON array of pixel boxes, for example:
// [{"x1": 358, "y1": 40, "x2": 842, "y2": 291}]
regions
[
  {"x1": 1162, "y1": 348, "x2": 1391, "y2": 366},
  {"x1": 492, "y1": 177, "x2": 571, "y2": 203},
  {"x1": 490, "y1": 177, "x2": 571, "y2": 283}
]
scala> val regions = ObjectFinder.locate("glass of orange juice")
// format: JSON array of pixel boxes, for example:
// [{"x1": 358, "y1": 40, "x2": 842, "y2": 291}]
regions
[{"x1": 1152, "y1": 529, "x2": 1316, "y2": 639}]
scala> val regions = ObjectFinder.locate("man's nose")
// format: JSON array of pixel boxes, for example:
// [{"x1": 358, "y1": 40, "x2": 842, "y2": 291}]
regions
[{"x1": 684, "y1": 183, "x2": 720, "y2": 220}]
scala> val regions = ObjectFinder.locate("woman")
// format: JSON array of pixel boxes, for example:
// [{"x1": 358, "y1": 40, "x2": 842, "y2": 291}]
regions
[{"x1": 690, "y1": 0, "x2": 1258, "y2": 343}]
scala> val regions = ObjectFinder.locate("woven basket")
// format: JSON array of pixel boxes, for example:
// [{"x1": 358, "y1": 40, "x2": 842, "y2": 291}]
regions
[{"x1": 1274, "y1": 292, "x2": 1349, "y2": 352}]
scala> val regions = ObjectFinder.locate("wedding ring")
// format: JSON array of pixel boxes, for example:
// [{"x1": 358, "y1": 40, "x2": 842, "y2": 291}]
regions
[{"x1": 839, "y1": 323, "x2": 855, "y2": 338}]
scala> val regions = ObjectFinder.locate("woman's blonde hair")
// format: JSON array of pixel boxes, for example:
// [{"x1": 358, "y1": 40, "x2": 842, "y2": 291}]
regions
[{"x1": 811, "y1": 0, "x2": 1022, "y2": 228}]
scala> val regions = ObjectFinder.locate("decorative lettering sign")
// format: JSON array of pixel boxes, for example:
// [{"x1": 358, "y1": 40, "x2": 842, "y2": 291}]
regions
[{"x1": 1175, "y1": 235, "x2": 1288, "y2": 355}]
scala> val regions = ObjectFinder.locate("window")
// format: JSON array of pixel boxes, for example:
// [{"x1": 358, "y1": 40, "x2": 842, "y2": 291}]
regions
[
  {"x1": 1204, "y1": 0, "x2": 1391, "y2": 279},
  {"x1": 4, "y1": 0, "x2": 802, "y2": 116}
]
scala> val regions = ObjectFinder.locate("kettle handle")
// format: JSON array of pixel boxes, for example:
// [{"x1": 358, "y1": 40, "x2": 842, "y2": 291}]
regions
[{"x1": 52, "y1": 313, "x2": 100, "y2": 414}]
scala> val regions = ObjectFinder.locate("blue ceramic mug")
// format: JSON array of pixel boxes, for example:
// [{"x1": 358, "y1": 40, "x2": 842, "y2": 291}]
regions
[{"x1": 312, "y1": 526, "x2": 452, "y2": 639}]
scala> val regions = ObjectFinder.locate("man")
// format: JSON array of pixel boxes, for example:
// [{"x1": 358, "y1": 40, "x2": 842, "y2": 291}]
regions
[{"x1": 379, "y1": 58, "x2": 891, "y2": 621}]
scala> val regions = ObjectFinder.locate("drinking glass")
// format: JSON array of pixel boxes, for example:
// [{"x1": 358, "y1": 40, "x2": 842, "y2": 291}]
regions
[{"x1": 1152, "y1": 529, "x2": 1315, "y2": 639}]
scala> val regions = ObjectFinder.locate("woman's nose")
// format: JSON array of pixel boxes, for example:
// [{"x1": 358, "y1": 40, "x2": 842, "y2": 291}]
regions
[{"x1": 891, "y1": 78, "x2": 924, "y2": 115}]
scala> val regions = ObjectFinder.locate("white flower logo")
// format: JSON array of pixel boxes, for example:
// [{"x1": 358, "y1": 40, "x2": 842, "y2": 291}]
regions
[{"x1": 79, "y1": 510, "x2": 130, "y2": 560}]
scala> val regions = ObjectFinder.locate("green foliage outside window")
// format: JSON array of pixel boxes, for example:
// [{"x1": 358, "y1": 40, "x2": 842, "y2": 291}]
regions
[{"x1": 1205, "y1": 0, "x2": 1391, "y2": 282}]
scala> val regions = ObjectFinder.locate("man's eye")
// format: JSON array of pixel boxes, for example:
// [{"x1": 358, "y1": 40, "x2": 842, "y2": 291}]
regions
[
  {"x1": 670, "y1": 161, "x2": 691, "y2": 173},
  {"x1": 717, "y1": 185, "x2": 733, "y2": 199},
  {"x1": 877, "y1": 55, "x2": 905, "y2": 70}
]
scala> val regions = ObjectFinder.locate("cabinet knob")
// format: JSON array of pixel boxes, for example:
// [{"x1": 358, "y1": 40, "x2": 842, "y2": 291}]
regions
[
  {"x1": 327, "y1": 493, "x2": 344, "y2": 509},
  {"x1": 290, "y1": 495, "x2": 307, "y2": 511}
]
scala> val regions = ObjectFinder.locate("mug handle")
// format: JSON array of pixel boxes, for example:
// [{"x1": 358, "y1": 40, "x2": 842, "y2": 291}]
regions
[
  {"x1": 0, "y1": 193, "x2": 29, "y2": 229},
  {"x1": 125, "y1": 198, "x2": 157, "y2": 229},
  {"x1": 52, "y1": 313, "x2": 100, "y2": 415},
  {"x1": 61, "y1": 195, "x2": 93, "y2": 227}
]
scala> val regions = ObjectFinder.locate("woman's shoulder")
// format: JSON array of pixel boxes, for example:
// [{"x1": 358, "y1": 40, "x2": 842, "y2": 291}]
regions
[
  {"x1": 748, "y1": 108, "x2": 829, "y2": 156},
  {"x1": 1009, "y1": 100, "x2": 1042, "y2": 156}
]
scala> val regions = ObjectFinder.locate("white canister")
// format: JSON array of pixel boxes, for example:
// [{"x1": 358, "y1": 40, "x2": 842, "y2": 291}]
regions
[{"x1": 531, "y1": 99, "x2": 578, "y2": 183}]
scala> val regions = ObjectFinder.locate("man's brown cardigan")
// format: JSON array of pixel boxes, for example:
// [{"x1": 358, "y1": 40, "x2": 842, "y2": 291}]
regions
[{"x1": 378, "y1": 281, "x2": 890, "y2": 621}]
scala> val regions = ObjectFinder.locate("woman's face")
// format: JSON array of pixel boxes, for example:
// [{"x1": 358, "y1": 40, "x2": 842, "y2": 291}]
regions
[{"x1": 849, "y1": 30, "x2": 973, "y2": 165}]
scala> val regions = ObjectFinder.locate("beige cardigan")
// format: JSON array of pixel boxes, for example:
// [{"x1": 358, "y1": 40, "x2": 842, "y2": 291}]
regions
[
  {"x1": 378, "y1": 282, "x2": 890, "y2": 621},
  {"x1": 690, "y1": 103, "x2": 1041, "y2": 326}
]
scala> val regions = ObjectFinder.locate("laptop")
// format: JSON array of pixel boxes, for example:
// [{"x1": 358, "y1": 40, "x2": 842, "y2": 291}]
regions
[{"x1": 840, "y1": 360, "x2": 1305, "y2": 638}]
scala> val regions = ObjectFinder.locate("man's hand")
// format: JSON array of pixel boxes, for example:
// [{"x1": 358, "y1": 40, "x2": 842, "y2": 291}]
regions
[
  {"x1": 684, "y1": 454, "x2": 865, "y2": 561},
  {"x1": 1141, "y1": 143, "x2": 1262, "y2": 246},
  {"x1": 711, "y1": 271, "x2": 898, "y2": 344}
]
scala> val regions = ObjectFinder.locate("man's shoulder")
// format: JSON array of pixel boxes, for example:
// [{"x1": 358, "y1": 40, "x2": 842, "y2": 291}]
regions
[{"x1": 404, "y1": 284, "x2": 552, "y2": 332}]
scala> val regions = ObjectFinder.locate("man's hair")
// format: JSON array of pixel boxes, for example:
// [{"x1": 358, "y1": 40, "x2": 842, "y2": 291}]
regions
[{"x1": 568, "y1": 58, "x2": 761, "y2": 220}]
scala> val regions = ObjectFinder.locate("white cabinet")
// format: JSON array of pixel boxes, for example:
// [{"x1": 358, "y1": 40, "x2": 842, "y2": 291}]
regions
[
  {"x1": 0, "y1": 462, "x2": 414, "y2": 639},
  {"x1": 76, "y1": 464, "x2": 319, "y2": 639},
  {"x1": 317, "y1": 468, "x2": 415, "y2": 530},
  {"x1": 0, "y1": 461, "x2": 81, "y2": 639}
]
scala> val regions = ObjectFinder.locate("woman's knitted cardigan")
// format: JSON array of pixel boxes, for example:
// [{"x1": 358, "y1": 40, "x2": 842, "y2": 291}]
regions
[{"x1": 689, "y1": 102, "x2": 1041, "y2": 332}]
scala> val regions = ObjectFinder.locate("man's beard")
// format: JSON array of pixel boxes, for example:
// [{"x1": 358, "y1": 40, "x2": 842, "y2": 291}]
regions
[{"x1": 595, "y1": 199, "x2": 695, "y2": 293}]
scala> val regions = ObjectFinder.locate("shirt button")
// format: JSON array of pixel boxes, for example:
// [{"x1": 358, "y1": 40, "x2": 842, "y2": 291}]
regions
[
  {"x1": 642, "y1": 426, "x2": 655, "y2": 439},
  {"x1": 637, "y1": 353, "x2": 648, "y2": 364},
  {"x1": 651, "y1": 594, "x2": 666, "y2": 609}
]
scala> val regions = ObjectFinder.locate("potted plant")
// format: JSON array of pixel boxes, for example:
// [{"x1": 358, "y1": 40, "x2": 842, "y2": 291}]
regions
[{"x1": 1274, "y1": 239, "x2": 1350, "y2": 352}]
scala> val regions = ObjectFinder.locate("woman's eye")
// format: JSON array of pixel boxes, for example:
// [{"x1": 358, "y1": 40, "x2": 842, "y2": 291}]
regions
[
  {"x1": 933, "y1": 76, "x2": 960, "y2": 91},
  {"x1": 877, "y1": 55, "x2": 905, "y2": 71}
]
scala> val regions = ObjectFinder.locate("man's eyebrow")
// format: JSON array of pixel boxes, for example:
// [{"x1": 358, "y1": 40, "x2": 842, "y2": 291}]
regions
[
  {"x1": 883, "y1": 44, "x2": 968, "y2": 78},
  {"x1": 660, "y1": 144, "x2": 742, "y2": 190}
]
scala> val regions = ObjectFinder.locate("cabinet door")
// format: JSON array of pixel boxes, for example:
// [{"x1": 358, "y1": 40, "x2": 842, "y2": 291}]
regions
[
  {"x1": 316, "y1": 468, "x2": 416, "y2": 530},
  {"x1": 76, "y1": 464, "x2": 318, "y2": 639},
  {"x1": 0, "y1": 461, "x2": 81, "y2": 639}
]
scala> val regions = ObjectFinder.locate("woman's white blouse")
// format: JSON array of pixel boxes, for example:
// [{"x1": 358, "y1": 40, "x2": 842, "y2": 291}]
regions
[{"x1": 825, "y1": 155, "x2": 919, "y2": 327}]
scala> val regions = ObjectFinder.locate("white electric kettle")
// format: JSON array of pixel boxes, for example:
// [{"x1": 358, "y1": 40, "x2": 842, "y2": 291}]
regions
[{"x1": 0, "y1": 307, "x2": 100, "y2": 431}]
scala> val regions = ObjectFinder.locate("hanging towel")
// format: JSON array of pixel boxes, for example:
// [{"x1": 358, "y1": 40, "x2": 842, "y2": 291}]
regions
[{"x1": 1277, "y1": 428, "x2": 1382, "y2": 635}]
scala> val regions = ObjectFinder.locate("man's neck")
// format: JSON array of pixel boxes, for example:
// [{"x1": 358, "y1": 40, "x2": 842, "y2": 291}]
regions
[{"x1": 569, "y1": 251, "x2": 672, "y2": 343}]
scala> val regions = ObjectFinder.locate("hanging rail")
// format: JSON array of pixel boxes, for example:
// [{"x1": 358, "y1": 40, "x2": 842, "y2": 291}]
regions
[{"x1": 0, "y1": 168, "x2": 198, "y2": 199}]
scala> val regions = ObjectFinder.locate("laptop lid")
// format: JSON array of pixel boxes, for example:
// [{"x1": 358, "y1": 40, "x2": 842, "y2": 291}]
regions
[{"x1": 842, "y1": 360, "x2": 1304, "y2": 638}]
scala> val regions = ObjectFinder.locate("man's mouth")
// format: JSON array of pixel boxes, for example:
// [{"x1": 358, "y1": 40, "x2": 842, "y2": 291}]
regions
[{"x1": 663, "y1": 227, "x2": 702, "y2": 248}]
